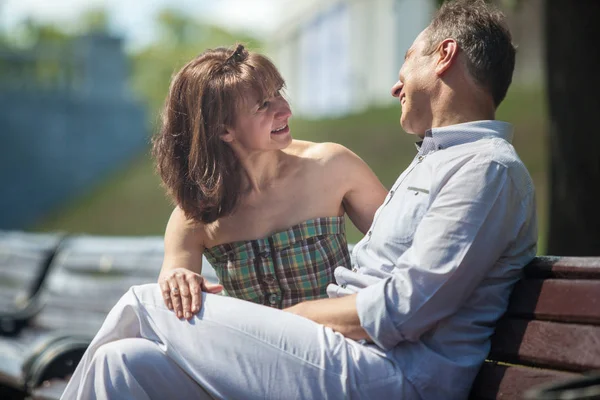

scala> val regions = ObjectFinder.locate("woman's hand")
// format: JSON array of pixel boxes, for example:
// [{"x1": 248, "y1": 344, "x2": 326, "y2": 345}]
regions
[{"x1": 158, "y1": 268, "x2": 223, "y2": 320}]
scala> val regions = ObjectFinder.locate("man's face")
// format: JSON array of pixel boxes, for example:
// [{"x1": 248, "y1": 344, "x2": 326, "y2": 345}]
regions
[{"x1": 391, "y1": 29, "x2": 436, "y2": 137}]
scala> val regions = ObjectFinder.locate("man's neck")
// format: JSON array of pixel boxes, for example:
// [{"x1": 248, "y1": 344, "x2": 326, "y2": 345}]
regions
[
  {"x1": 429, "y1": 79, "x2": 496, "y2": 130},
  {"x1": 432, "y1": 103, "x2": 495, "y2": 130}
]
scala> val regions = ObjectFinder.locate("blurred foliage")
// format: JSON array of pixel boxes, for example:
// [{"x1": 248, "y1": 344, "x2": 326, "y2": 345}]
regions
[
  {"x1": 129, "y1": 9, "x2": 261, "y2": 130},
  {"x1": 0, "y1": 6, "x2": 260, "y2": 122}
]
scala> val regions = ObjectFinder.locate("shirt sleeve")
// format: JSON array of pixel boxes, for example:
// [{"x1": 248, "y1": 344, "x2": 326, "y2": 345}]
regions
[{"x1": 356, "y1": 158, "x2": 527, "y2": 350}]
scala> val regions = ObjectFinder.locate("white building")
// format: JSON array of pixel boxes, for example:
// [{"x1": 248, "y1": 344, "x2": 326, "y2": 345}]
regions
[{"x1": 269, "y1": 0, "x2": 434, "y2": 118}]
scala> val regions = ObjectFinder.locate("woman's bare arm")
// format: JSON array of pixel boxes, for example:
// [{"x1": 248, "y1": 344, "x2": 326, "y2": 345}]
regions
[
  {"x1": 321, "y1": 143, "x2": 388, "y2": 234},
  {"x1": 158, "y1": 207, "x2": 223, "y2": 319}
]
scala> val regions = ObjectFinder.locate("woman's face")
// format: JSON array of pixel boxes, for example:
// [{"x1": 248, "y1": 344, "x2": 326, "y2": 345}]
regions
[{"x1": 223, "y1": 89, "x2": 293, "y2": 152}]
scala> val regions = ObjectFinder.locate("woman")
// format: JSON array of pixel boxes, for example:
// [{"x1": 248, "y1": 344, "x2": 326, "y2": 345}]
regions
[
  {"x1": 61, "y1": 44, "x2": 388, "y2": 400},
  {"x1": 153, "y1": 44, "x2": 386, "y2": 319}
]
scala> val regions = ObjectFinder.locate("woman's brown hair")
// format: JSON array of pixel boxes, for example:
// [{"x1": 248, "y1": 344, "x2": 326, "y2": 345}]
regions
[{"x1": 152, "y1": 44, "x2": 285, "y2": 224}]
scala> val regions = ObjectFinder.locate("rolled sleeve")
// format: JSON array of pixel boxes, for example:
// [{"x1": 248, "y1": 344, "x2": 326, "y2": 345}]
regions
[{"x1": 356, "y1": 277, "x2": 405, "y2": 350}]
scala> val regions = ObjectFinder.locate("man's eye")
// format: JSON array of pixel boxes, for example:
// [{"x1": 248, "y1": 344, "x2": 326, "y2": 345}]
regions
[{"x1": 258, "y1": 101, "x2": 270, "y2": 110}]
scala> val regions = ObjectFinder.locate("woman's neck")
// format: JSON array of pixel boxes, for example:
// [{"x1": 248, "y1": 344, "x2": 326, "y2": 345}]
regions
[{"x1": 237, "y1": 149, "x2": 288, "y2": 193}]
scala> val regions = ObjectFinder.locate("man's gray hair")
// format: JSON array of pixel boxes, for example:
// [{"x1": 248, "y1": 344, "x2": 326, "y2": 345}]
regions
[{"x1": 424, "y1": 0, "x2": 516, "y2": 107}]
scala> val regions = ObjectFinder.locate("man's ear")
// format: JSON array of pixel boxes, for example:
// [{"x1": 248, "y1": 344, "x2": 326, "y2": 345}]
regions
[{"x1": 435, "y1": 38, "x2": 459, "y2": 76}]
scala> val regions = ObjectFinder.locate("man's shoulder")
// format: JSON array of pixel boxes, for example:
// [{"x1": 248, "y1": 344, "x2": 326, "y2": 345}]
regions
[
  {"x1": 440, "y1": 136, "x2": 523, "y2": 168},
  {"x1": 442, "y1": 137, "x2": 534, "y2": 196}
]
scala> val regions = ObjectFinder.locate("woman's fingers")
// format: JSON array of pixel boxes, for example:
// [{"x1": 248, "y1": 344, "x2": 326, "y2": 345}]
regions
[
  {"x1": 159, "y1": 270, "x2": 222, "y2": 320},
  {"x1": 169, "y1": 276, "x2": 184, "y2": 319},
  {"x1": 176, "y1": 273, "x2": 194, "y2": 319},
  {"x1": 160, "y1": 280, "x2": 173, "y2": 310},
  {"x1": 202, "y1": 281, "x2": 224, "y2": 294},
  {"x1": 187, "y1": 275, "x2": 202, "y2": 315}
]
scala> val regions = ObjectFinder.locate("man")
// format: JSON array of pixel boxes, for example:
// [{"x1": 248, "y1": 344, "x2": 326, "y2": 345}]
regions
[{"x1": 62, "y1": 1, "x2": 537, "y2": 399}]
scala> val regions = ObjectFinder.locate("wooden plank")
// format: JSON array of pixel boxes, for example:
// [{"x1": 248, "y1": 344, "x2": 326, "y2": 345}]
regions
[
  {"x1": 489, "y1": 319, "x2": 600, "y2": 372},
  {"x1": 525, "y1": 257, "x2": 600, "y2": 279},
  {"x1": 470, "y1": 362, "x2": 577, "y2": 399},
  {"x1": 507, "y1": 279, "x2": 600, "y2": 324}
]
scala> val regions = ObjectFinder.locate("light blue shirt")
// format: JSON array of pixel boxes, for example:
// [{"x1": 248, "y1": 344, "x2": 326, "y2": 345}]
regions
[{"x1": 328, "y1": 120, "x2": 537, "y2": 399}]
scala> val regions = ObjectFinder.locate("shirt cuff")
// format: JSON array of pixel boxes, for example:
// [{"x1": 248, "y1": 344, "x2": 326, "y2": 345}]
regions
[{"x1": 356, "y1": 277, "x2": 404, "y2": 350}]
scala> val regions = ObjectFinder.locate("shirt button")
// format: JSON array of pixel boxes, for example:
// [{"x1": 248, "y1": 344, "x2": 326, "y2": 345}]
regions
[
  {"x1": 268, "y1": 293, "x2": 278, "y2": 305},
  {"x1": 352, "y1": 267, "x2": 358, "y2": 273},
  {"x1": 418, "y1": 155, "x2": 424, "y2": 162},
  {"x1": 258, "y1": 250, "x2": 270, "y2": 258},
  {"x1": 390, "y1": 190, "x2": 395, "y2": 197},
  {"x1": 263, "y1": 276, "x2": 275, "y2": 285},
  {"x1": 367, "y1": 231, "x2": 372, "y2": 237},
  {"x1": 341, "y1": 283, "x2": 347, "y2": 289}
]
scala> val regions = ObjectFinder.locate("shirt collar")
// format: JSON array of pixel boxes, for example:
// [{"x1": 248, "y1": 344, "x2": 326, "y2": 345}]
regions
[{"x1": 417, "y1": 120, "x2": 514, "y2": 155}]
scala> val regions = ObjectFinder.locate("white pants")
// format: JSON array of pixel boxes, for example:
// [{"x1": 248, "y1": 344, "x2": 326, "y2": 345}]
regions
[{"x1": 61, "y1": 284, "x2": 417, "y2": 399}]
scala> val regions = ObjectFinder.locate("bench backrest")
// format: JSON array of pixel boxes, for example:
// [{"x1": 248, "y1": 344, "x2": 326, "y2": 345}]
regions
[
  {"x1": 0, "y1": 231, "x2": 63, "y2": 316},
  {"x1": 33, "y1": 235, "x2": 166, "y2": 336},
  {"x1": 470, "y1": 256, "x2": 600, "y2": 399},
  {"x1": 31, "y1": 235, "x2": 219, "y2": 337}
]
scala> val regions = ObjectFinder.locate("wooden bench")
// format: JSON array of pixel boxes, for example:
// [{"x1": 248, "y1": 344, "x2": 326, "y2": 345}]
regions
[
  {"x1": 0, "y1": 231, "x2": 64, "y2": 336},
  {"x1": 470, "y1": 256, "x2": 600, "y2": 399},
  {"x1": 0, "y1": 234, "x2": 219, "y2": 400}
]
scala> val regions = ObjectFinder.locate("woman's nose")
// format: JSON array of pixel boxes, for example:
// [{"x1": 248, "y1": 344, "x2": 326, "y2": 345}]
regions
[{"x1": 275, "y1": 98, "x2": 292, "y2": 119}]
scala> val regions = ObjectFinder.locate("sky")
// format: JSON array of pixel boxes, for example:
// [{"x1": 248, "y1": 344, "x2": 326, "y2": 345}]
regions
[{"x1": 0, "y1": 0, "x2": 303, "y2": 49}]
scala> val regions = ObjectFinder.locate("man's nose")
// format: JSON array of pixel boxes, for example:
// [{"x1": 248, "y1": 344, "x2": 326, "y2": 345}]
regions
[{"x1": 391, "y1": 80, "x2": 403, "y2": 97}]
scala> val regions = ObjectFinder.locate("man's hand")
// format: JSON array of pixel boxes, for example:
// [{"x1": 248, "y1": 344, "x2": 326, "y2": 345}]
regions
[
  {"x1": 285, "y1": 294, "x2": 370, "y2": 342},
  {"x1": 159, "y1": 268, "x2": 223, "y2": 320}
]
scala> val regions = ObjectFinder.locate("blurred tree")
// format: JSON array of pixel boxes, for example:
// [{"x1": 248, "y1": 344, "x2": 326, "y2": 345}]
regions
[
  {"x1": 130, "y1": 8, "x2": 261, "y2": 130},
  {"x1": 79, "y1": 8, "x2": 110, "y2": 33},
  {"x1": 545, "y1": 1, "x2": 600, "y2": 255},
  {"x1": 16, "y1": 18, "x2": 70, "y2": 47}
]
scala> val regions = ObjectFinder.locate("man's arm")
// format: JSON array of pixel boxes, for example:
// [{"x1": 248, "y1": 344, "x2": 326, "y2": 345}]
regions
[
  {"x1": 285, "y1": 294, "x2": 369, "y2": 341},
  {"x1": 356, "y1": 159, "x2": 535, "y2": 350}
]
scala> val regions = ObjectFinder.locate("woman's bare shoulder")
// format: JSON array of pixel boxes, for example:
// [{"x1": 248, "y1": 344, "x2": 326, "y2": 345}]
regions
[{"x1": 285, "y1": 140, "x2": 354, "y2": 163}]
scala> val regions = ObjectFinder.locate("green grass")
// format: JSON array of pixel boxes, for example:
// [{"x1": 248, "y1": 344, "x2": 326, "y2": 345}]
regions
[{"x1": 36, "y1": 85, "x2": 548, "y2": 252}]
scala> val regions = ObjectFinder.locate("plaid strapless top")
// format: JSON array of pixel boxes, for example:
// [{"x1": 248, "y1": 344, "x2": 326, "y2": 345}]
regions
[{"x1": 203, "y1": 216, "x2": 351, "y2": 309}]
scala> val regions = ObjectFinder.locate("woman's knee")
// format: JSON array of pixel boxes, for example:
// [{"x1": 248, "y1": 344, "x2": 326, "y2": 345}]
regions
[{"x1": 92, "y1": 339, "x2": 163, "y2": 372}]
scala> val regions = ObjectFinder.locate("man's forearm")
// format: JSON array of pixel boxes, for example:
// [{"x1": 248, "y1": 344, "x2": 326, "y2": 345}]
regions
[{"x1": 285, "y1": 294, "x2": 370, "y2": 341}]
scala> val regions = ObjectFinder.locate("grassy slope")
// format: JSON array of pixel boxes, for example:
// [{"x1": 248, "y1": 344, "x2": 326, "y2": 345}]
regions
[{"x1": 36, "y1": 85, "x2": 548, "y2": 251}]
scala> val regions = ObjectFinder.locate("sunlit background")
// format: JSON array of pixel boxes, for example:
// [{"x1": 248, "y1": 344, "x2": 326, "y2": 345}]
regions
[{"x1": 0, "y1": 0, "x2": 547, "y2": 250}]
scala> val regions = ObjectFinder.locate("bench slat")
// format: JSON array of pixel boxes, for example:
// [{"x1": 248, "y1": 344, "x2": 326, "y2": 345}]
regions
[
  {"x1": 489, "y1": 319, "x2": 600, "y2": 372},
  {"x1": 507, "y1": 279, "x2": 600, "y2": 324},
  {"x1": 525, "y1": 257, "x2": 600, "y2": 279},
  {"x1": 470, "y1": 362, "x2": 577, "y2": 399}
]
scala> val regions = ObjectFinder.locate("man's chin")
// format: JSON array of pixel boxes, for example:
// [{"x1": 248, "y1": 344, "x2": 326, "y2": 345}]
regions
[{"x1": 400, "y1": 121, "x2": 425, "y2": 138}]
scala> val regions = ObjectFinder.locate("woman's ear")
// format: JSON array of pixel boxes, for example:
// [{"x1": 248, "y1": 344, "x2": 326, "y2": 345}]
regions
[{"x1": 220, "y1": 127, "x2": 235, "y2": 143}]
